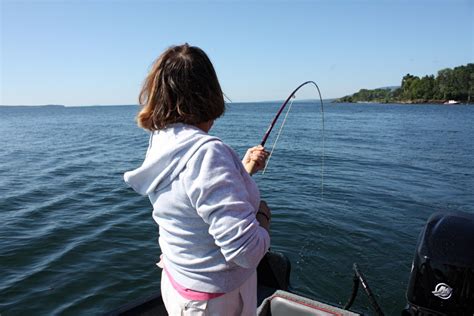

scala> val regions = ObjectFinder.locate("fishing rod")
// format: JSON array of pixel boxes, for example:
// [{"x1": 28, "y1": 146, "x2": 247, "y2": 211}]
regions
[{"x1": 244, "y1": 81, "x2": 325, "y2": 175}]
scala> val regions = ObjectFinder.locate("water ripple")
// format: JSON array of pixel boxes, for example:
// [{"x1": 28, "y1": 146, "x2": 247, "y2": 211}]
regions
[{"x1": 0, "y1": 104, "x2": 473, "y2": 315}]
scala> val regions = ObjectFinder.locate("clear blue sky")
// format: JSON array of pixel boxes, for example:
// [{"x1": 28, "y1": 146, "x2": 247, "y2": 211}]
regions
[{"x1": 1, "y1": 0, "x2": 473, "y2": 105}]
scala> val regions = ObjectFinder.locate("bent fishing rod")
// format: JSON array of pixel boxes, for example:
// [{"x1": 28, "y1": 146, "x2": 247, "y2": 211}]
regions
[{"x1": 245, "y1": 80, "x2": 325, "y2": 176}]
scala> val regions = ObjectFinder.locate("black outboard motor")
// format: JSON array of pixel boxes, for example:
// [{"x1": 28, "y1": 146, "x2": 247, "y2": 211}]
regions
[{"x1": 403, "y1": 211, "x2": 474, "y2": 315}]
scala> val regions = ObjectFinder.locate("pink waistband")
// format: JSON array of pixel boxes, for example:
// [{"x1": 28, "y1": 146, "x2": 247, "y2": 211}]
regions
[{"x1": 163, "y1": 266, "x2": 225, "y2": 301}]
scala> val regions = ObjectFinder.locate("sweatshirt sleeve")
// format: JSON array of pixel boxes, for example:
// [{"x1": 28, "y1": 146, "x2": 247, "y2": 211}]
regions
[{"x1": 183, "y1": 141, "x2": 270, "y2": 269}]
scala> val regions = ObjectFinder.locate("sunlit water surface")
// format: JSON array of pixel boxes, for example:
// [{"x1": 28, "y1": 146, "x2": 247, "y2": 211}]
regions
[{"x1": 1, "y1": 103, "x2": 473, "y2": 315}]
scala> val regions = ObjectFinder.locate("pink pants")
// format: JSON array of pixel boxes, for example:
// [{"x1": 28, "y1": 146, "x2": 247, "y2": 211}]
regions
[{"x1": 161, "y1": 270, "x2": 257, "y2": 316}]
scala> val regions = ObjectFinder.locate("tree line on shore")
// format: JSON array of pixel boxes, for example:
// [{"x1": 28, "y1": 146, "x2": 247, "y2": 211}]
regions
[{"x1": 336, "y1": 63, "x2": 474, "y2": 104}]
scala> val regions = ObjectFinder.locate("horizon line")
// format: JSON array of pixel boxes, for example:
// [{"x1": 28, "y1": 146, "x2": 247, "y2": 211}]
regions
[{"x1": 0, "y1": 98, "x2": 337, "y2": 107}]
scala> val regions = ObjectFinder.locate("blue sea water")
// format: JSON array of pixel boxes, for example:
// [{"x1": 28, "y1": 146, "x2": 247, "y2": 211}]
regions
[{"x1": 0, "y1": 103, "x2": 473, "y2": 315}]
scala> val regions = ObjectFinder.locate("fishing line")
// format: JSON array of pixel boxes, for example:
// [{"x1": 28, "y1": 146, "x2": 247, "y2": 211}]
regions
[
  {"x1": 262, "y1": 96, "x2": 295, "y2": 174},
  {"x1": 257, "y1": 81, "x2": 325, "y2": 198},
  {"x1": 223, "y1": 92, "x2": 233, "y2": 103}
]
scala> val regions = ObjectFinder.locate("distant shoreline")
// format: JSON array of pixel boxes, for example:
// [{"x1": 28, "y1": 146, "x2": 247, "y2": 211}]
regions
[
  {"x1": 335, "y1": 63, "x2": 473, "y2": 105},
  {"x1": 0, "y1": 104, "x2": 67, "y2": 108},
  {"x1": 333, "y1": 100, "x2": 473, "y2": 105},
  {"x1": 2, "y1": 99, "x2": 472, "y2": 108},
  {"x1": 0, "y1": 100, "x2": 336, "y2": 107}
]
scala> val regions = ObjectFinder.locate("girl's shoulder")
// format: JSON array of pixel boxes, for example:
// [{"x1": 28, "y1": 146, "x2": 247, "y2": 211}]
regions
[
  {"x1": 186, "y1": 138, "x2": 244, "y2": 176},
  {"x1": 200, "y1": 139, "x2": 240, "y2": 161}
]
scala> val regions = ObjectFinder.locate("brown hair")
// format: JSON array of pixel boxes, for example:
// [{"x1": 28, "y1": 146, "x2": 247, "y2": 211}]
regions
[{"x1": 137, "y1": 44, "x2": 225, "y2": 131}]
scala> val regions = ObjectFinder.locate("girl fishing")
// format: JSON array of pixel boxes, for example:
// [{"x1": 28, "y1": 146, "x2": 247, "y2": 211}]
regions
[{"x1": 124, "y1": 43, "x2": 271, "y2": 316}]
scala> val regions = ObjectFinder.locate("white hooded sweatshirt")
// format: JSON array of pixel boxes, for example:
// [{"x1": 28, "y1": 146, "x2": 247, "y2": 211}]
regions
[{"x1": 124, "y1": 123, "x2": 270, "y2": 293}]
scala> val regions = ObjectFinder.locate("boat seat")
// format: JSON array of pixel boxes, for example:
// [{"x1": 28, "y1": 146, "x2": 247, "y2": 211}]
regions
[{"x1": 257, "y1": 290, "x2": 360, "y2": 316}]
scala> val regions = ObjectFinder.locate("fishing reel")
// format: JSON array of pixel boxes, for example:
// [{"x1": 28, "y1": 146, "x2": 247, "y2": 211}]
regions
[{"x1": 403, "y1": 211, "x2": 474, "y2": 315}]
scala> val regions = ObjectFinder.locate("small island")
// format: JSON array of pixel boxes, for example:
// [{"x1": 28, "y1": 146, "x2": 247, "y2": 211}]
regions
[{"x1": 335, "y1": 63, "x2": 473, "y2": 104}]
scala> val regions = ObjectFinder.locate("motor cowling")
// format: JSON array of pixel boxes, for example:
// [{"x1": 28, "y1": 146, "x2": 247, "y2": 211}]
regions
[{"x1": 404, "y1": 211, "x2": 474, "y2": 315}]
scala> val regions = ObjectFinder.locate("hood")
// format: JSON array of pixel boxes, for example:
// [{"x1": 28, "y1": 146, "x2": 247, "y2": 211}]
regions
[{"x1": 124, "y1": 123, "x2": 219, "y2": 196}]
